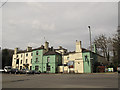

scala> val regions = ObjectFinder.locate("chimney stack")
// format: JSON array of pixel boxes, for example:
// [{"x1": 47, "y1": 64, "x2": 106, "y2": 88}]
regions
[
  {"x1": 59, "y1": 46, "x2": 62, "y2": 49},
  {"x1": 14, "y1": 48, "x2": 18, "y2": 54},
  {"x1": 45, "y1": 41, "x2": 49, "y2": 51},
  {"x1": 51, "y1": 46, "x2": 53, "y2": 51},
  {"x1": 75, "y1": 40, "x2": 82, "y2": 53},
  {"x1": 41, "y1": 45, "x2": 44, "y2": 48}
]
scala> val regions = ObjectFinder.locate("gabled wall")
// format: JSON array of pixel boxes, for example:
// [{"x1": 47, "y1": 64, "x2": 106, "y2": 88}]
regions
[
  {"x1": 43, "y1": 55, "x2": 62, "y2": 73},
  {"x1": 32, "y1": 49, "x2": 44, "y2": 72},
  {"x1": 12, "y1": 52, "x2": 32, "y2": 70},
  {"x1": 63, "y1": 52, "x2": 84, "y2": 73},
  {"x1": 82, "y1": 52, "x2": 91, "y2": 73},
  {"x1": 82, "y1": 51, "x2": 98, "y2": 73}
]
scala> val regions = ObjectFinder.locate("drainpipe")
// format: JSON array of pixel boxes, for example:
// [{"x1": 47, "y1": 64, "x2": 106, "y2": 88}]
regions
[
  {"x1": 60, "y1": 52, "x2": 64, "y2": 73},
  {"x1": 42, "y1": 50, "x2": 43, "y2": 73}
]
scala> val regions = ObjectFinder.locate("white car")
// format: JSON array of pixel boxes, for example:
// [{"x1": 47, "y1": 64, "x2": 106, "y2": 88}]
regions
[{"x1": 4, "y1": 66, "x2": 12, "y2": 73}]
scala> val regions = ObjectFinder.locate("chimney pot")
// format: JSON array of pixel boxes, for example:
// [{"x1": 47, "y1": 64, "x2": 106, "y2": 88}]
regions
[
  {"x1": 27, "y1": 47, "x2": 32, "y2": 51},
  {"x1": 59, "y1": 46, "x2": 62, "y2": 49}
]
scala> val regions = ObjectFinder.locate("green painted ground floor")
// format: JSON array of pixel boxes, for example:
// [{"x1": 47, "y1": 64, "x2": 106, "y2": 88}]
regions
[{"x1": 32, "y1": 63, "x2": 58, "y2": 73}]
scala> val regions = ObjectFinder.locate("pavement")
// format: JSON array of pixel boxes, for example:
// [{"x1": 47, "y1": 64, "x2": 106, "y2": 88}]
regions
[{"x1": 1, "y1": 73, "x2": 119, "y2": 88}]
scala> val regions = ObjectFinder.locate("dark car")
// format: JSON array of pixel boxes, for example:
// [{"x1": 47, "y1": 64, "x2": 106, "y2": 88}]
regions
[
  {"x1": 117, "y1": 64, "x2": 120, "y2": 73},
  {"x1": 19, "y1": 69, "x2": 25, "y2": 74},
  {"x1": 32, "y1": 70, "x2": 41, "y2": 74},
  {"x1": 19, "y1": 69, "x2": 30, "y2": 74},
  {"x1": 27, "y1": 70, "x2": 34, "y2": 74},
  {"x1": 11, "y1": 68, "x2": 20, "y2": 74}
]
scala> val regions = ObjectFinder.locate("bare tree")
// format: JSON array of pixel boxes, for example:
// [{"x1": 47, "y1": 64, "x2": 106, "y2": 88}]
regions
[
  {"x1": 94, "y1": 34, "x2": 107, "y2": 56},
  {"x1": 93, "y1": 34, "x2": 111, "y2": 61},
  {"x1": 93, "y1": 27, "x2": 120, "y2": 69},
  {"x1": 112, "y1": 27, "x2": 120, "y2": 66}
]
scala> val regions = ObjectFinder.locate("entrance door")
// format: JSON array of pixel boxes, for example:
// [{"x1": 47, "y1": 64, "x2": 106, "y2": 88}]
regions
[{"x1": 20, "y1": 66, "x2": 22, "y2": 70}]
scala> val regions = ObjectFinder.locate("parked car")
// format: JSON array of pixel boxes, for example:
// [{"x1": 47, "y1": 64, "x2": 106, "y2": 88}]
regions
[
  {"x1": 19, "y1": 69, "x2": 31, "y2": 74},
  {"x1": 11, "y1": 68, "x2": 20, "y2": 74},
  {"x1": 27, "y1": 70, "x2": 34, "y2": 74},
  {"x1": 4, "y1": 66, "x2": 12, "y2": 73},
  {"x1": 117, "y1": 64, "x2": 120, "y2": 73},
  {"x1": 32, "y1": 70, "x2": 41, "y2": 74},
  {"x1": 19, "y1": 69, "x2": 27, "y2": 74}
]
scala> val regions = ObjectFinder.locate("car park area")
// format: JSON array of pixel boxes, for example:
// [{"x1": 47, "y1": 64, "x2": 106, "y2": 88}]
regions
[
  {"x1": 2, "y1": 73, "x2": 118, "y2": 88},
  {"x1": 2, "y1": 67, "x2": 41, "y2": 75}
]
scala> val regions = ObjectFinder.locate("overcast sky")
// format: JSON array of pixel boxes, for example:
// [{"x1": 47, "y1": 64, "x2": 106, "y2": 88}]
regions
[{"x1": 1, "y1": 2, "x2": 118, "y2": 51}]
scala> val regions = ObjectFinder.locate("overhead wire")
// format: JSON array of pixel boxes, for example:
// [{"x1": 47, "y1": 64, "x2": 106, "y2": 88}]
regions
[{"x1": 0, "y1": 0, "x2": 8, "y2": 8}]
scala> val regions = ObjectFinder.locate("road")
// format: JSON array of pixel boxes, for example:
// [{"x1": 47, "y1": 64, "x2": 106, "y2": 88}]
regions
[{"x1": 2, "y1": 73, "x2": 119, "y2": 88}]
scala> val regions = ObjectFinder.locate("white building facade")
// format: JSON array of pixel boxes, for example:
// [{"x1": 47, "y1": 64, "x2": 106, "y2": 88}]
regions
[
  {"x1": 12, "y1": 47, "x2": 33, "y2": 70},
  {"x1": 56, "y1": 40, "x2": 84, "y2": 73}
]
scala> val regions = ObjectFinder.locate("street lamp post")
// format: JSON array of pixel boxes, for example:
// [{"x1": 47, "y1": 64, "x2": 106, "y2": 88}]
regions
[
  {"x1": 88, "y1": 26, "x2": 93, "y2": 73},
  {"x1": 88, "y1": 26, "x2": 92, "y2": 52}
]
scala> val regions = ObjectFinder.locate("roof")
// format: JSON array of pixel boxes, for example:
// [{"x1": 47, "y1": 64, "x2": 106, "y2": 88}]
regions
[
  {"x1": 63, "y1": 48, "x2": 94, "y2": 56},
  {"x1": 44, "y1": 51, "x2": 62, "y2": 56},
  {"x1": 82, "y1": 48, "x2": 98, "y2": 55},
  {"x1": 54, "y1": 47, "x2": 67, "y2": 51},
  {"x1": 17, "y1": 47, "x2": 44, "y2": 54},
  {"x1": 63, "y1": 51, "x2": 76, "y2": 55},
  {"x1": 32, "y1": 47, "x2": 44, "y2": 51},
  {"x1": 17, "y1": 50, "x2": 28, "y2": 54},
  {"x1": 63, "y1": 48, "x2": 103, "y2": 57},
  {"x1": 82, "y1": 48, "x2": 91, "y2": 52},
  {"x1": 82, "y1": 48, "x2": 105, "y2": 58}
]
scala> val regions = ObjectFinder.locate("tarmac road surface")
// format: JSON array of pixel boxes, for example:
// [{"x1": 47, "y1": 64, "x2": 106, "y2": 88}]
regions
[{"x1": 2, "y1": 73, "x2": 119, "y2": 88}]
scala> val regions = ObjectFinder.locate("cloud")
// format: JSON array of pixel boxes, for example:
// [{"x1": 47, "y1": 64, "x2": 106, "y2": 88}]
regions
[
  {"x1": 2, "y1": 2, "x2": 118, "y2": 51},
  {"x1": 26, "y1": 42, "x2": 41, "y2": 48},
  {"x1": 32, "y1": 20, "x2": 56, "y2": 31},
  {"x1": 5, "y1": 0, "x2": 120, "y2": 2}
]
